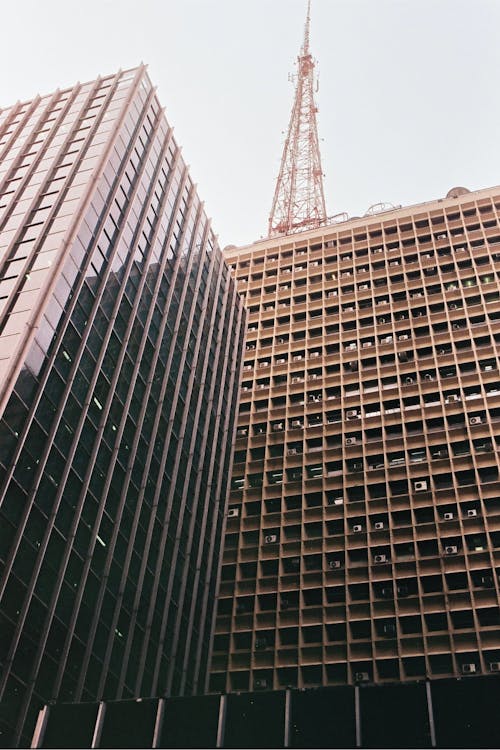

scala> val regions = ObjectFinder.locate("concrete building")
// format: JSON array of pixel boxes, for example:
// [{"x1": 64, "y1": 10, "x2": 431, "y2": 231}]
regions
[
  {"x1": 211, "y1": 185, "x2": 500, "y2": 695},
  {"x1": 0, "y1": 66, "x2": 245, "y2": 747}
]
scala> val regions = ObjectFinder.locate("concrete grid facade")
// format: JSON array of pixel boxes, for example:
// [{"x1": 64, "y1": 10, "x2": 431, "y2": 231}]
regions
[
  {"x1": 210, "y1": 185, "x2": 500, "y2": 694},
  {"x1": 0, "y1": 66, "x2": 245, "y2": 747}
]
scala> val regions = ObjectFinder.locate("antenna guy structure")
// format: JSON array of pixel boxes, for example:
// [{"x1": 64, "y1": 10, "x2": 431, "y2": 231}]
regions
[{"x1": 268, "y1": 1, "x2": 327, "y2": 237}]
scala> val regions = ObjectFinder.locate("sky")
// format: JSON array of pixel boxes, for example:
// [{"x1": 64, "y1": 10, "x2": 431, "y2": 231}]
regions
[{"x1": 1, "y1": 0, "x2": 499, "y2": 249}]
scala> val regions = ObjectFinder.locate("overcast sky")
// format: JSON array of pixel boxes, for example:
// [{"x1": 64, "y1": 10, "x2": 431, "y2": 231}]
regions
[{"x1": 1, "y1": 0, "x2": 499, "y2": 248}]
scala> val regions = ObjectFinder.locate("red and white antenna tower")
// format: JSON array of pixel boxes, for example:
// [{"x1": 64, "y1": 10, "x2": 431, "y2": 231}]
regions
[{"x1": 268, "y1": 0, "x2": 327, "y2": 237}]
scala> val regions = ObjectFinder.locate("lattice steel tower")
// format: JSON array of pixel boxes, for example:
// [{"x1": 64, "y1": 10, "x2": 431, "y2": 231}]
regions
[{"x1": 268, "y1": 0, "x2": 327, "y2": 237}]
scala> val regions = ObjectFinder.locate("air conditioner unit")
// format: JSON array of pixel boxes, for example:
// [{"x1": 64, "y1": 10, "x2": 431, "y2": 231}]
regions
[
  {"x1": 353, "y1": 525, "x2": 363, "y2": 533},
  {"x1": 327, "y1": 291, "x2": 337, "y2": 298},
  {"x1": 265, "y1": 534, "x2": 278, "y2": 544},
  {"x1": 405, "y1": 376, "x2": 414, "y2": 384},
  {"x1": 291, "y1": 420, "x2": 302, "y2": 428},
  {"x1": 254, "y1": 678, "x2": 268, "y2": 689},
  {"x1": 362, "y1": 341, "x2": 372, "y2": 348},
  {"x1": 490, "y1": 662, "x2": 500, "y2": 672},
  {"x1": 355, "y1": 672, "x2": 369, "y2": 682},
  {"x1": 345, "y1": 437, "x2": 357, "y2": 446},
  {"x1": 414, "y1": 480, "x2": 428, "y2": 492},
  {"x1": 259, "y1": 362, "x2": 268, "y2": 368},
  {"x1": 309, "y1": 373, "x2": 318, "y2": 380},
  {"x1": 462, "y1": 663, "x2": 476, "y2": 674},
  {"x1": 398, "y1": 334, "x2": 409, "y2": 341},
  {"x1": 397, "y1": 585, "x2": 409, "y2": 596},
  {"x1": 276, "y1": 358, "x2": 286, "y2": 364},
  {"x1": 470, "y1": 416, "x2": 482, "y2": 425},
  {"x1": 445, "y1": 545, "x2": 458, "y2": 555},
  {"x1": 374, "y1": 554, "x2": 388, "y2": 563},
  {"x1": 287, "y1": 448, "x2": 298, "y2": 456},
  {"x1": 255, "y1": 638, "x2": 267, "y2": 650},
  {"x1": 293, "y1": 355, "x2": 303, "y2": 361},
  {"x1": 450, "y1": 303, "x2": 458, "y2": 310},
  {"x1": 272, "y1": 423, "x2": 284, "y2": 432},
  {"x1": 346, "y1": 409, "x2": 358, "y2": 419},
  {"x1": 346, "y1": 343, "x2": 357, "y2": 351},
  {"x1": 467, "y1": 509, "x2": 478, "y2": 518},
  {"x1": 444, "y1": 512, "x2": 454, "y2": 521},
  {"x1": 227, "y1": 508, "x2": 240, "y2": 518},
  {"x1": 292, "y1": 377, "x2": 301, "y2": 384},
  {"x1": 359, "y1": 284, "x2": 369, "y2": 290},
  {"x1": 374, "y1": 522, "x2": 384, "y2": 530},
  {"x1": 424, "y1": 373, "x2": 433, "y2": 381},
  {"x1": 329, "y1": 560, "x2": 342, "y2": 569},
  {"x1": 379, "y1": 317, "x2": 387, "y2": 324},
  {"x1": 310, "y1": 352, "x2": 319, "y2": 358},
  {"x1": 446, "y1": 394, "x2": 460, "y2": 403}
]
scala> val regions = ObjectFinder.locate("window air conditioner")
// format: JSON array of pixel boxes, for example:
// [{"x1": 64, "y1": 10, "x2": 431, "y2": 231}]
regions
[
  {"x1": 276, "y1": 358, "x2": 286, "y2": 364},
  {"x1": 445, "y1": 545, "x2": 458, "y2": 555},
  {"x1": 294, "y1": 355, "x2": 303, "y2": 361},
  {"x1": 424, "y1": 373, "x2": 433, "y2": 380},
  {"x1": 414, "y1": 480, "x2": 428, "y2": 492},
  {"x1": 374, "y1": 554, "x2": 387, "y2": 563},
  {"x1": 359, "y1": 284, "x2": 369, "y2": 290},
  {"x1": 444, "y1": 512, "x2": 454, "y2": 521},
  {"x1": 310, "y1": 352, "x2": 319, "y2": 358},
  {"x1": 329, "y1": 560, "x2": 342, "y2": 569},
  {"x1": 467, "y1": 509, "x2": 478, "y2": 517},
  {"x1": 346, "y1": 409, "x2": 358, "y2": 419},
  {"x1": 345, "y1": 437, "x2": 357, "y2": 446},
  {"x1": 254, "y1": 678, "x2": 268, "y2": 689},
  {"x1": 446, "y1": 394, "x2": 460, "y2": 403},
  {"x1": 355, "y1": 672, "x2": 369, "y2": 682},
  {"x1": 374, "y1": 522, "x2": 384, "y2": 530},
  {"x1": 490, "y1": 663, "x2": 500, "y2": 672},
  {"x1": 398, "y1": 334, "x2": 409, "y2": 341},
  {"x1": 327, "y1": 291, "x2": 337, "y2": 298},
  {"x1": 291, "y1": 377, "x2": 301, "y2": 383},
  {"x1": 405, "y1": 376, "x2": 414, "y2": 384},
  {"x1": 353, "y1": 525, "x2": 363, "y2": 533},
  {"x1": 287, "y1": 448, "x2": 298, "y2": 456},
  {"x1": 379, "y1": 317, "x2": 386, "y2": 324},
  {"x1": 291, "y1": 420, "x2": 302, "y2": 428},
  {"x1": 272, "y1": 423, "x2": 284, "y2": 432},
  {"x1": 362, "y1": 341, "x2": 372, "y2": 348},
  {"x1": 462, "y1": 663, "x2": 476, "y2": 674},
  {"x1": 265, "y1": 534, "x2": 278, "y2": 544},
  {"x1": 259, "y1": 362, "x2": 268, "y2": 368},
  {"x1": 227, "y1": 508, "x2": 240, "y2": 518},
  {"x1": 470, "y1": 416, "x2": 482, "y2": 425}
]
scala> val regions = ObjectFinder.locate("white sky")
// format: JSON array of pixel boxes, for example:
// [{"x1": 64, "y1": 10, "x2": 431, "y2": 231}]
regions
[{"x1": 1, "y1": 0, "x2": 499, "y2": 249}]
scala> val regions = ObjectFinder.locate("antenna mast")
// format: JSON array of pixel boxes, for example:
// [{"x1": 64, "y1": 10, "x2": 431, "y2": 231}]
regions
[{"x1": 268, "y1": 0, "x2": 327, "y2": 236}]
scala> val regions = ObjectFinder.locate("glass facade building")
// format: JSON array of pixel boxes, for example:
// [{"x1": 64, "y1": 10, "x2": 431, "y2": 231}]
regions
[
  {"x1": 0, "y1": 65, "x2": 245, "y2": 747},
  {"x1": 212, "y1": 186, "x2": 500, "y2": 695}
]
